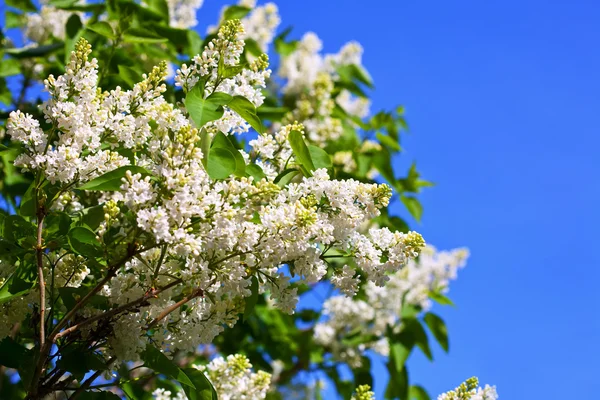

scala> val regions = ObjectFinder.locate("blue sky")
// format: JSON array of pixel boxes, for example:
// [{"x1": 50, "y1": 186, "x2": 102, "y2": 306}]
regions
[
  {"x1": 213, "y1": 0, "x2": 600, "y2": 398},
  {"x1": 2, "y1": 0, "x2": 598, "y2": 398}
]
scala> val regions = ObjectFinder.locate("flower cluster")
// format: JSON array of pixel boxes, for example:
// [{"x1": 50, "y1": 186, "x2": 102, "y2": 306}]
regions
[
  {"x1": 152, "y1": 354, "x2": 271, "y2": 400},
  {"x1": 277, "y1": 33, "x2": 371, "y2": 145},
  {"x1": 167, "y1": 0, "x2": 205, "y2": 29},
  {"x1": 25, "y1": 2, "x2": 75, "y2": 43},
  {"x1": 437, "y1": 377, "x2": 498, "y2": 400},
  {"x1": 314, "y1": 246, "x2": 468, "y2": 366},
  {"x1": 4, "y1": 32, "x2": 424, "y2": 367}
]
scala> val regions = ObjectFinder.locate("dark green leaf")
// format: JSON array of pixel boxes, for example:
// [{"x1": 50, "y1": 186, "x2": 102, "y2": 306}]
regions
[
  {"x1": 57, "y1": 350, "x2": 107, "y2": 382},
  {"x1": 0, "y1": 337, "x2": 28, "y2": 368},
  {"x1": 78, "y1": 390, "x2": 122, "y2": 400},
  {"x1": 182, "y1": 367, "x2": 217, "y2": 400},
  {"x1": 0, "y1": 274, "x2": 31, "y2": 305},
  {"x1": 79, "y1": 166, "x2": 151, "y2": 191},
  {"x1": 59, "y1": 287, "x2": 109, "y2": 310},
  {"x1": 141, "y1": 345, "x2": 195, "y2": 389},
  {"x1": 288, "y1": 130, "x2": 315, "y2": 176},
  {"x1": 243, "y1": 276, "x2": 259, "y2": 322},
  {"x1": 6, "y1": 43, "x2": 63, "y2": 58},
  {"x1": 68, "y1": 226, "x2": 102, "y2": 257},
  {"x1": 66, "y1": 14, "x2": 83, "y2": 38},
  {"x1": 423, "y1": 312, "x2": 449, "y2": 352}
]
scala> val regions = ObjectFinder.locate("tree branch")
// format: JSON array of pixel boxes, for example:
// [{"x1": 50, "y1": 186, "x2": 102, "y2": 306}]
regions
[{"x1": 36, "y1": 210, "x2": 46, "y2": 349}]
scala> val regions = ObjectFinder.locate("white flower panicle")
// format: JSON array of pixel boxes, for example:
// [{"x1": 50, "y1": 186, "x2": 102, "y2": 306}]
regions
[
  {"x1": 26, "y1": 5, "x2": 74, "y2": 43},
  {"x1": 437, "y1": 377, "x2": 498, "y2": 400},
  {"x1": 167, "y1": 0, "x2": 205, "y2": 29},
  {"x1": 152, "y1": 354, "x2": 271, "y2": 400},
  {"x1": 314, "y1": 246, "x2": 467, "y2": 367}
]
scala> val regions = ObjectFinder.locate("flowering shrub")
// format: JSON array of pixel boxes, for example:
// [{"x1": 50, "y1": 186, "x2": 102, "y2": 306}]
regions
[{"x1": 0, "y1": 1, "x2": 496, "y2": 399}]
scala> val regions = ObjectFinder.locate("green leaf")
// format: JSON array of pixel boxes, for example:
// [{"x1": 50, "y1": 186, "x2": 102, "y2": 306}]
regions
[
  {"x1": 59, "y1": 287, "x2": 109, "y2": 310},
  {"x1": 245, "y1": 164, "x2": 265, "y2": 182},
  {"x1": 0, "y1": 274, "x2": 33, "y2": 306},
  {"x1": 182, "y1": 367, "x2": 217, "y2": 400},
  {"x1": 2, "y1": 214, "x2": 36, "y2": 246},
  {"x1": 117, "y1": 65, "x2": 141, "y2": 88},
  {"x1": 0, "y1": 337, "x2": 28, "y2": 368},
  {"x1": 5, "y1": 11, "x2": 24, "y2": 29},
  {"x1": 78, "y1": 391, "x2": 122, "y2": 400},
  {"x1": 68, "y1": 226, "x2": 102, "y2": 257},
  {"x1": 227, "y1": 96, "x2": 264, "y2": 133},
  {"x1": 57, "y1": 350, "x2": 107, "y2": 382},
  {"x1": 308, "y1": 145, "x2": 332, "y2": 170},
  {"x1": 385, "y1": 363, "x2": 409, "y2": 400},
  {"x1": 274, "y1": 168, "x2": 300, "y2": 188},
  {"x1": 257, "y1": 106, "x2": 289, "y2": 121},
  {"x1": 87, "y1": 21, "x2": 116, "y2": 39},
  {"x1": 141, "y1": 344, "x2": 196, "y2": 389},
  {"x1": 337, "y1": 64, "x2": 374, "y2": 88},
  {"x1": 0, "y1": 58, "x2": 21, "y2": 77},
  {"x1": 185, "y1": 87, "x2": 228, "y2": 128},
  {"x1": 66, "y1": 13, "x2": 83, "y2": 38},
  {"x1": 376, "y1": 132, "x2": 401, "y2": 152},
  {"x1": 423, "y1": 312, "x2": 449, "y2": 352},
  {"x1": 274, "y1": 27, "x2": 298, "y2": 57},
  {"x1": 406, "y1": 318, "x2": 433, "y2": 361},
  {"x1": 0, "y1": 78, "x2": 12, "y2": 105},
  {"x1": 6, "y1": 0, "x2": 36, "y2": 12},
  {"x1": 409, "y1": 385, "x2": 431, "y2": 400},
  {"x1": 6, "y1": 43, "x2": 63, "y2": 59},
  {"x1": 390, "y1": 341, "x2": 411, "y2": 372},
  {"x1": 288, "y1": 130, "x2": 315, "y2": 176},
  {"x1": 152, "y1": 25, "x2": 189, "y2": 48},
  {"x1": 428, "y1": 291, "x2": 455, "y2": 306},
  {"x1": 207, "y1": 147, "x2": 236, "y2": 180},
  {"x1": 222, "y1": 5, "x2": 251, "y2": 21},
  {"x1": 79, "y1": 166, "x2": 151, "y2": 191},
  {"x1": 123, "y1": 28, "x2": 168, "y2": 43},
  {"x1": 211, "y1": 132, "x2": 246, "y2": 177},
  {"x1": 400, "y1": 195, "x2": 423, "y2": 222},
  {"x1": 45, "y1": 212, "x2": 71, "y2": 241},
  {"x1": 243, "y1": 276, "x2": 259, "y2": 322},
  {"x1": 18, "y1": 180, "x2": 37, "y2": 217}
]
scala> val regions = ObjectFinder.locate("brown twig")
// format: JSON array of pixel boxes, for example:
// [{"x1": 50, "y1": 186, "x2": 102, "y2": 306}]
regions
[
  {"x1": 55, "y1": 278, "x2": 183, "y2": 340},
  {"x1": 147, "y1": 288, "x2": 204, "y2": 330}
]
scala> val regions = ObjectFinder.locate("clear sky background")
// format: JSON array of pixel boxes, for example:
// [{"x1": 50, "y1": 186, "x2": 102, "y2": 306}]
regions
[
  {"x1": 2, "y1": 0, "x2": 598, "y2": 398},
  {"x1": 204, "y1": 0, "x2": 600, "y2": 398}
]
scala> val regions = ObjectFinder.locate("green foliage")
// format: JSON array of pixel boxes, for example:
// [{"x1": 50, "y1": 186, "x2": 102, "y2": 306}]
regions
[{"x1": 0, "y1": 1, "x2": 454, "y2": 399}]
